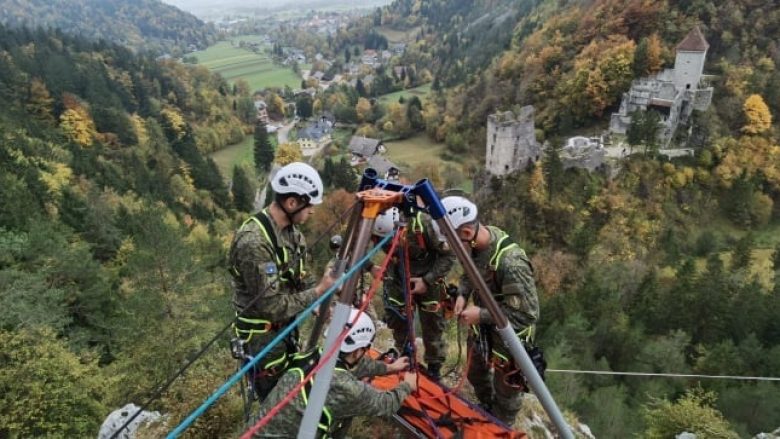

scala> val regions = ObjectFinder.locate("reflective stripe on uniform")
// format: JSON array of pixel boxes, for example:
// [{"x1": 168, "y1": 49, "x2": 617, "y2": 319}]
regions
[
  {"x1": 290, "y1": 367, "x2": 338, "y2": 436},
  {"x1": 489, "y1": 234, "x2": 520, "y2": 271}
]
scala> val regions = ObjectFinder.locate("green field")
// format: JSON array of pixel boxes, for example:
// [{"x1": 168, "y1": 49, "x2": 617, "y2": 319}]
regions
[
  {"x1": 188, "y1": 37, "x2": 301, "y2": 91},
  {"x1": 211, "y1": 133, "x2": 279, "y2": 179},
  {"x1": 384, "y1": 134, "x2": 447, "y2": 164},
  {"x1": 377, "y1": 26, "x2": 421, "y2": 43},
  {"x1": 384, "y1": 134, "x2": 472, "y2": 192},
  {"x1": 378, "y1": 84, "x2": 432, "y2": 105}
]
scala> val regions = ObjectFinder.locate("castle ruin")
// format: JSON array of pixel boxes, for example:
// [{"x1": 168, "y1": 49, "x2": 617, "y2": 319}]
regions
[
  {"x1": 610, "y1": 27, "x2": 714, "y2": 147},
  {"x1": 485, "y1": 106, "x2": 541, "y2": 176}
]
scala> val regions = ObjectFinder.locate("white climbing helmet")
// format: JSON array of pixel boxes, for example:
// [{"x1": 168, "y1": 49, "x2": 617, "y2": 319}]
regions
[
  {"x1": 372, "y1": 207, "x2": 400, "y2": 237},
  {"x1": 326, "y1": 308, "x2": 376, "y2": 353},
  {"x1": 271, "y1": 162, "x2": 324, "y2": 205},
  {"x1": 431, "y1": 196, "x2": 479, "y2": 241}
]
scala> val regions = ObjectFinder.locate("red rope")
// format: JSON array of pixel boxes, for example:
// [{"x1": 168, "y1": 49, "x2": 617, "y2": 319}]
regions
[{"x1": 240, "y1": 228, "x2": 405, "y2": 439}]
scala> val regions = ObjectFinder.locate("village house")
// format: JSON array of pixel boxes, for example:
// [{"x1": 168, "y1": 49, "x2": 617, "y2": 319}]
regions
[
  {"x1": 361, "y1": 49, "x2": 379, "y2": 66},
  {"x1": 366, "y1": 155, "x2": 400, "y2": 181},
  {"x1": 348, "y1": 136, "x2": 385, "y2": 164},
  {"x1": 296, "y1": 117, "x2": 333, "y2": 154},
  {"x1": 391, "y1": 43, "x2": 406, "y2": 55},
  {"x1": 254, "y1": 100, "x2": 270, "y2": 125}
]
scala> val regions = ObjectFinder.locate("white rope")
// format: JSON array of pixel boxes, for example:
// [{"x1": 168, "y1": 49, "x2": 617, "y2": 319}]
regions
[{"x1": 547, "y1": 369, "x2": 780, "y2": 382}]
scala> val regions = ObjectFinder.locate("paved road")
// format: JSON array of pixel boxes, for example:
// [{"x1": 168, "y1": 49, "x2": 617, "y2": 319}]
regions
[{"x1": 276, "y1": 120, "x2": 294, "y2": 144}]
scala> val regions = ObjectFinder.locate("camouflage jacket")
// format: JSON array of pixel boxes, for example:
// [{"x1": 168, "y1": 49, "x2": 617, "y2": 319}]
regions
[
  {"x1": 254, "y1": 356, "x2": 413, "y2": 438},
  {"x1": 457, "y1": 226, "x2": 539, "y2": 333},
  {"x1": 228, "y1": 208, "x2": 317, "y2": 322},
  {"x1": 388, "y1": 212, "x2": 455, "y2": 286}
]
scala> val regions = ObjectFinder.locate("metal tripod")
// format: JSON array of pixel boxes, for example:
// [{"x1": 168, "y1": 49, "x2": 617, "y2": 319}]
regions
[{"x1": 298, "y1": 170, "x2": 574, "y2": 439}]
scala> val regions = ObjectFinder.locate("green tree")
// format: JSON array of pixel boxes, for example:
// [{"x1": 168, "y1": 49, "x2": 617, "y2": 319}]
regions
[
  {"x1": 254, "y1": 121, "x2": 274, "y2": 173},
  {"x1": 231, "y1": 165, "x2": 255, "y2": 212},
  {"x1": 642, "y1": 390, "x2": 739, "y2": 439},
  {"x1": 296, "y1": 94, "x2": 313, "y2": 120},
  {"x1": 731, "y1": 233, "x2": 754, "y2": 270},
  {"x1": 0, "y1": 328, "x2": 107, "y2": 437},
  {"x1": 543, "y1": 143, "x2": 565, "y2": 200},
  {"x1": 331, "y1": 157, "x2": 358, "y2": 190},
  {"x1": 236, "y1": 96, "x2": 257, "y2": 124},
  {"x1": 632, "y1": 38, "x2": 649, "y2": 78}
]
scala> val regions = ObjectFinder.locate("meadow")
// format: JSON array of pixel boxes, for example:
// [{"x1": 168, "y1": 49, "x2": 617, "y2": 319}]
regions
[
  {"x1": 188, "y1": 36, "x2": 301, "y2": 91},
  {"x1": 378, "y1": 83, "x2": 432, "y2": 105}
]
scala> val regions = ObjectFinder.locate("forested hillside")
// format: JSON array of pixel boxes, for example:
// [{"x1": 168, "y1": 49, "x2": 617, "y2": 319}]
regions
[
  {"x1": 2, "y1": 0, "x2": 780, "y2": 437},
  {"x1": 0, "y1": 26, "x2": 252, "y2": 436},
  {"x1": 0, "y1": 0, "x2": 218, "y2": 55},
  {"x1": 423, "y1": 0, "x2": 780, "y2": 149},
  {"x1": 425, "y1": 0, "x2": 780, "y2": 436}
]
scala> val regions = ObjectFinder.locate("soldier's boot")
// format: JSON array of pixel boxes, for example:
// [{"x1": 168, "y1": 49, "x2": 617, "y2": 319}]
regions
[{"x1": 424, "y1": 362, "x2": 442, "y2": 381}]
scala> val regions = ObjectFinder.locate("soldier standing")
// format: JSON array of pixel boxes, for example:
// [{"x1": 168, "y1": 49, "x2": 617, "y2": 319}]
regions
[
  {"x1": 372, "y1": 207, "x2": 455, "y2": 380},
  {"x1": 229, "y1": 162, "x2": 335, "y2": 401},
  {"x1": 254, "y1": 308, "x2": 416, "y2": 438},
  {"x1": 438, "y1": 196, "x2": 539, "y2": 425}
]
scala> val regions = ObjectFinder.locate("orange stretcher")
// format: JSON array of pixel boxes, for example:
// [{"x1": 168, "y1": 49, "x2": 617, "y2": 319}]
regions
[{"x1": 368, "y1": 350, "x2": 526, "y2": 439}]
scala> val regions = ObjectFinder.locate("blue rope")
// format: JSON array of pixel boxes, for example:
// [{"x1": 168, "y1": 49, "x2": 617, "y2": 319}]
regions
[{"x1": 167, "y1": 233, "x2": 393, "y2": 439}]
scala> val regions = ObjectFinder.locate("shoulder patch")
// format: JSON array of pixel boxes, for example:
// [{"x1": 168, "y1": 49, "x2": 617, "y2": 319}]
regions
[{"x1": 264, "y1": 262, "x2": 278, "y2": 275}]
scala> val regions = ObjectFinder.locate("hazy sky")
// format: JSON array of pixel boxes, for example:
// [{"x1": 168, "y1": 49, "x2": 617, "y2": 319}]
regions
[{"x1": 160, "y1": 0, "x2": 388, "y2": 18}]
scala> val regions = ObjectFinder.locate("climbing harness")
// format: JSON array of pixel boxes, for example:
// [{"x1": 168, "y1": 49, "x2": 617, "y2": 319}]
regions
[{"x1": 240, "y1": 224, "x2": 404, "y2": 439}]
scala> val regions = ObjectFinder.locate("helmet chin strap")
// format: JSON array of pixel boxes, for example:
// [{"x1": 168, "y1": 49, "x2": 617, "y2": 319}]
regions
[
  {"x1": 279, "y1": 195, "x2": 311, "y2": 225},
  {"x1": 339, "y1": 348, "x2": 365, "y2": 369},
  {"x1": 468, "y1": 222, "x2": 480, "y2": 248}
]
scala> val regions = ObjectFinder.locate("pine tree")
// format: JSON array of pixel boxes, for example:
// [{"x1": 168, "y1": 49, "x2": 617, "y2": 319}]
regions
[
  {"x1": 632, "y1": 38, "x2": 649, "y2": 78},
  {"x1": 356, "y1": 79, "x2": 367, "y2": 97},
  {"x1": 543, "y1": 143, "x2": 564, "y2": 200},
  {"x1": 331, "y1": 157, "x2": 357, "y2": 190},
  {"x1": 231, "y1": 165, "x2": 255, "y2": 212},
  {"x1": 254, "y1": 121, "x2": 274, "y2": 173},
  {"x1": 731, "y1": 233, "x2": 754, "y2": 270},
  {"x1": 295, "y1": 94, "x2": 313, "y2": 120}
]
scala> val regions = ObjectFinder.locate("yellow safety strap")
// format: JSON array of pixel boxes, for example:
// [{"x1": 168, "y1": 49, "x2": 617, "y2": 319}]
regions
[
  {"x1": 491, "y1": 325, "x2": 535, "y2": 361},
  {"x1": 240, "y1": 209, "x2": 305, "y2": 280},
  {"x1": 489, "y1": 235, "x2": 519, "y2": 271},
  {"x1": 233, "y1": 312, "x2": 275, "y2": 342},
  {"x1": 293, "y1": 368, "x2": 334, "y2": 434},
  {"x1": 411, "y1": 212, "x2": 424, "y2": 234}
]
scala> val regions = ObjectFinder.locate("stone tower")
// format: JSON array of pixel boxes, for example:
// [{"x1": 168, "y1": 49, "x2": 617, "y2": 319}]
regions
[
  {"x1": 485, "y1": 106, "x2": 540, "y2": 176},
  {"x1": 673, "y1": 26, "x2": 709, "y2": 92}
]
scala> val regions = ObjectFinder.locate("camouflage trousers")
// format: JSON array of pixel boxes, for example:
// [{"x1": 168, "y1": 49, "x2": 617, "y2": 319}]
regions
[
  {"x1": 382, "y1": 280, "x2": 446, "y2": 366},
  {"x1": 244, "y1": 330, "x2": 297, "y2": 402},
  {"x1": 467, "y1": 334, "x2": 523, "y2": 426}
]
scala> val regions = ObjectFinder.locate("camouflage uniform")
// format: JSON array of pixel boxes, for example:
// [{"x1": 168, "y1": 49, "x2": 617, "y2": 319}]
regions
[
  {"x1": 458, "y1": 225, "x2": 539, "y2": 425},
  {"x1": 383, "y1": 213, "x2": 455, "y2": 368},
  {"x1": 229, "y1": 208, "x2": 317, "y2": 400},
  {"x1": 254, "y1": 355, "x2": 413, "y2": 438}
]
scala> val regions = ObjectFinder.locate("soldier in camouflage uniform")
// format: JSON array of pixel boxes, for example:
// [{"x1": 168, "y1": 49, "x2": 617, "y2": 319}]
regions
[
  {"x1": 254, "y1": 308, "x2": 417, "y2": 438},
  {"x1": 229, "y1": 162, "x2": 335, "y2": 401},
  {"x1": 437, "y1": 196, "x2": 539, "y2": 425},
  {"x1": 372, "y1": 207, "x2": 455, "y2": 379}
]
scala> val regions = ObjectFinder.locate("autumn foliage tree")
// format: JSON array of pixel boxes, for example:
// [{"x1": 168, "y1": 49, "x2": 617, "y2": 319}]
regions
[
  {"x1": 274, "y1": 142, "x2": 303, "y2": 166},
  {"x1": 742, "y1": 94, "x2": 772, "y2": 134}
]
